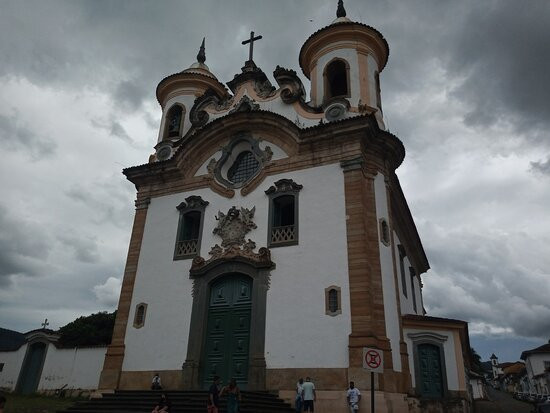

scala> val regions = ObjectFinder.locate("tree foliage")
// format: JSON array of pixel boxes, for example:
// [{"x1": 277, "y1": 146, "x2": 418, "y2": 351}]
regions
[
  {"x1": 57, "y1": 311, "x2": 116, "y2": 347},
  {"x1": 470, "y1": 347, "x2": 484, "y2": 374}
]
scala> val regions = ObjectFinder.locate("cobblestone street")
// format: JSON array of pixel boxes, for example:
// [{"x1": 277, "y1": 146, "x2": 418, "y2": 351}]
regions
[{"x1": 474, "y1": 387, "x2": 534, "y2": 413}]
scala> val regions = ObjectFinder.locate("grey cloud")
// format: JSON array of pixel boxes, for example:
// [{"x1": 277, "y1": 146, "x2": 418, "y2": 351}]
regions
[
  {"x1": 530, "y1": 157, "x2": 550, "y2": 175},
  {"x1": 0, "y1": 205, "x2": 52, "y2": 286},
  {"x1": 58, "y1": 235, "x2": 100, "y2": 264},
  {"x1": 423, "y1": 228, "x2": 550, "y2": 340},
  {"x1": 0, "y1": 112, "x2": 57, "y2": 160},
  {"x1": 445, "y1": 2, "x2": 550, "y2": 135},
  {"x1": 91, "y1": 117, "x2": 133, "y2": 143}
]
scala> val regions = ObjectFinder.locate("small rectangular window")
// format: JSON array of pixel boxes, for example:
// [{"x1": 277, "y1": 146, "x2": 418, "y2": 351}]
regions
[
  {"x1": 325, "y1": 286, "x2": 342, "y2": 316},
  {"x1": 398, "y1": 245, "x2": 407, "y2": 298},
  {"x1": 410, "y1": 267, "x2": 417, "y2": 313},
  {"x1": 0, "y1": 362, "x2": 4, "y2": 372}
]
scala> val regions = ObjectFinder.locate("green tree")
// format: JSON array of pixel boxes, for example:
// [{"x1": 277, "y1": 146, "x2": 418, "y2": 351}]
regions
[{"x1": 57, "y1": 311, "x2": 116, "y2": 347}]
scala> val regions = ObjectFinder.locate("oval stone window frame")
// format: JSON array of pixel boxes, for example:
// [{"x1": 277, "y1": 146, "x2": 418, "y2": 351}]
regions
[{"x1": 213, "y1": 133, "x2": 272, "y2": 189}]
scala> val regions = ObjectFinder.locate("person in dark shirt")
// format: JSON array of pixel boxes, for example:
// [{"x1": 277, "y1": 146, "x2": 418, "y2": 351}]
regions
[
  {"x1": 208, "y1": 375, "x2": 221, "y2": 413},
  {"x1": 151, "y1": 393, "x2": 171, "y2": 413}
]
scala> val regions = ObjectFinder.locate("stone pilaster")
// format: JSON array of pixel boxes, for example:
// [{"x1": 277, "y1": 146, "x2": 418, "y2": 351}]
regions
[{"x1": 98, "y1": 196, "x2": 150, "y2": 390}]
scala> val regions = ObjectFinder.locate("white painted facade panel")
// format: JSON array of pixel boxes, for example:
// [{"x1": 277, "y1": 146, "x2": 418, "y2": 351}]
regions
[
  {"x1": 392, "y1": 233, "x2": 420, "y2": 316},
  {"x1": 265, "y1": 163, "x2": 351, "y2": 368},
  {"x1": 39, "y1": 346, "x2": 106, "y2": 390},
  {"x1": 0, "y1": 345, "x2": 27, "y2": 390},
  {"x1": 404, "y1": 328, "x2": 460, "y2": 391},
  {"x1": 123, "y1": 162, "x2": 351, "y2": 371},
  {"x1": 367, "y1": 54, "x2": 378, "y2": 109},
  {"x1": 374, "y1": 173, "x2": 401, "y2": 371}
]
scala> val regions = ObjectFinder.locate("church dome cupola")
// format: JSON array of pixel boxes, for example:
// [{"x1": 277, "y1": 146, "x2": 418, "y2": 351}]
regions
[
  {"x1": 299, "y1": 0, "x2": 389, "y2": 126},
  {"x1": 155, "y1": 38, "x2": 228, "y2": 146}
]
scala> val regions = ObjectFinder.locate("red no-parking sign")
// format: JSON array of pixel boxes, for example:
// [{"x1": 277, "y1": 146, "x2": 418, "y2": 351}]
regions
[{"x1": 363, "y1": 347, "x2": 384, "y2": 373}]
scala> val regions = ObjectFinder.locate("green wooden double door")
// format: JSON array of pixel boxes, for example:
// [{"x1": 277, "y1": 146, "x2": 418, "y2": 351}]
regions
[
  {"x1": 202, "y1": 274, "x2": 252, "y2": 388},
  {"x1": 418, "y1": 343, "x2": 444, "y2": 398}
]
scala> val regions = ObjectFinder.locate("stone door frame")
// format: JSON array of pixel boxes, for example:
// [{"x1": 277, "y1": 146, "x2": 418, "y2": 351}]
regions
[{"x1": 182, "y1": 258, "x2": 272, "y2": 390}]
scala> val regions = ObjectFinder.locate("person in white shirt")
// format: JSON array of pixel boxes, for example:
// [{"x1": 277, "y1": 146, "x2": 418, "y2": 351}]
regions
[
  {"x1": 301, "y1": 377, "x2": 316, "y2": 412},
  {"x1": 295, "y1": 378, "x2": 304, "y2": 412},
  {"x1": 346, "y1": 381, "x2": 361, "y2": 412}
]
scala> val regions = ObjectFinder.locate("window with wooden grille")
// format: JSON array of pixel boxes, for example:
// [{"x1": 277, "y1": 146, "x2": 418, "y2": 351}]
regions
[
  {"x1": 228, "y1": 151, "x2": 260, "y2": 184},
  {"x1": 174, "y1": 196, "x2": 208, "y2": 260},
  {"x1": 133, "y1": 303, "x2": 147, "y2": 328},
  {"x1": 325, "y1": 286, "x2": 342, "y2": 316},
  {"x1": 265, "y1": 179, "x2": 302, "y2": 248}
]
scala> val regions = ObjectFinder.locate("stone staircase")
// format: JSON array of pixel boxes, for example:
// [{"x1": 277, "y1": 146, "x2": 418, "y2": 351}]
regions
[{"x1": 58, "y1": 389, "x2": 295, "y2": 413}]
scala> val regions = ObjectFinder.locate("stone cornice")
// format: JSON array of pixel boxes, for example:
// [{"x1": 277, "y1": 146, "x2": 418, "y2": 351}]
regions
[{"x1": 156, "y1": 71, "x2": 229, "y2": 108}]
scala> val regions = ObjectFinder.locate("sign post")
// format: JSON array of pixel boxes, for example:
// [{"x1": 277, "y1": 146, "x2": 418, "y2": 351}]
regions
[{"x1": 363, "y1": 347, "x2": 384, "y2": 413}]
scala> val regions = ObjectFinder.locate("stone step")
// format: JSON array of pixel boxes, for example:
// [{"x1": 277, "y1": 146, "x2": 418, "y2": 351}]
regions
[{"x1": 58, "y1": 390, "x2": 295, "y2": 413}]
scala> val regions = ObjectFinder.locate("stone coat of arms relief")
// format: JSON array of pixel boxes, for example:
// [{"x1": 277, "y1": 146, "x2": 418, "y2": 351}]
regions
[{"x1": 191, "y1": 205, "x2": 272, "y2": 271}]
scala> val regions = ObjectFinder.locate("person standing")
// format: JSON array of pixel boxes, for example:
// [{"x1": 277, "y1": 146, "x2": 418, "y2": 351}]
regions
[
  {"x1": 346, "y1": 381, "x2": 361, "y2": 412},
  {"x1": 220, "y1": 378, "x2": 242, "y2": 413},
  {"x1": 295, "y1": 378, "x2": 304, "y2": 412},
  {"x1": 151, "y1": 373, "x2": 162, "y2": 390},
  {"x1": 301, "y1": 377, "x2": 316, "y2": 412},
  {"x1": 207, "y1": 375, "x2": 221, "y2": 413}
]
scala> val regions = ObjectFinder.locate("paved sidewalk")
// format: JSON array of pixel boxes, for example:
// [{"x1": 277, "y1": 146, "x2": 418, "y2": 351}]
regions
[{"x1": 474, "y1": 387, "x2": 533, "y2": 413}]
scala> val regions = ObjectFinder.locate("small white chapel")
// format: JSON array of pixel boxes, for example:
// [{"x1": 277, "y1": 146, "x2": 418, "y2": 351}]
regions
[{"x1": 96, "y1": 2, "x2": 473, "y2": 412}]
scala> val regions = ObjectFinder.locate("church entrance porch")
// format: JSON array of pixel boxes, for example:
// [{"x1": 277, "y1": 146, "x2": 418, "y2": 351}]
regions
[{"x1": 201, "y1": 274, "x2": 252, "y2": 388}]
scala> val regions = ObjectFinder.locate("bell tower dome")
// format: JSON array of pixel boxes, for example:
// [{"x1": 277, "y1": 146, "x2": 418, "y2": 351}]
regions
[
  {"x1": 154, "y1": 39, "x2": 228, "y2": 152},
  {"x1": 299, "y1": 0, "x2": 389, "y2": 127}
]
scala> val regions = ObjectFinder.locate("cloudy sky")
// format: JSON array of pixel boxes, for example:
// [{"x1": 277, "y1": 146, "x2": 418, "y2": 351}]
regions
[{"x1": 1, "y1": 0, "x2": 549, "y2": 362}]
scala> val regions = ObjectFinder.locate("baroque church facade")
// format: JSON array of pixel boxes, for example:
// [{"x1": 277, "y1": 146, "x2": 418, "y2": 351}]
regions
[{"x1": 99, "y1": 2, "x2": 472, "y2": 412}]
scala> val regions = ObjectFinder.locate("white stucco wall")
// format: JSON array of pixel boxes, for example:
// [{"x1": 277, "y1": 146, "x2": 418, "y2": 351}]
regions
[
  {"x1": 367, "y1": 54, "x2": 379, "y2": 109},
  {"x1": 0, "y1": 345, "x2": 27, "y2": 390},
  {"x1": 392, "y1": 233, "x2": 421, "y2": 316},
  {"x1": 526, "y1": 353, "x2": 550, "y2": 377},
  {"x1": 404, "y1": 328, "x2": 460, "y2": 391},
  {"x1": 123, "y1": 162, "x2": 351, "y2": 371},
  {"x1": 373, "y1": 173, "x2": 401, "y2": 371},
  {"x1": 39, "y1": 346, "x2": 106, "y2": 390}
]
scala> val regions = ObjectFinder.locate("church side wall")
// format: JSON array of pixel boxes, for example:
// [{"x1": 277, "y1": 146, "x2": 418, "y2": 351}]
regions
[
  {"x1": 374, "y1": 173, "x2": 402, "y2": 372},
  {"x1": 0, "y1": 345, "x2": 27, "y2": 391},
  {"x1": 38, "y1": 346, "x2": 106, "y2": 390},
  {"x1": 404, "y1": 327, "x2": 460, "y2": 391},
  {"x1": 392, "y1": 233, "x2": 418, "y2": 315},
  {"x1": 122, "y1": 163, "x2": 351, "y2": 373}
]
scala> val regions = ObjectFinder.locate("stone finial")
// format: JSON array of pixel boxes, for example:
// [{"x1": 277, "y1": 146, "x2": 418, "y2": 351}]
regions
[
  {"x1": 197, "y1": 37, "x2": 206, "y2": 64},
  {"x1": 336, "y1": 0, "x2": 346, "y2": 18}
]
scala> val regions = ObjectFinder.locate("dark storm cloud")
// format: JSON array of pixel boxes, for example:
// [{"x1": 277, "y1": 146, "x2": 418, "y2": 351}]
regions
[
  {"x1": 0, "y1": 113, "x2": 57, "y2": 159},
  {"x1": 444, "y1": 1, "x2": 550, "y2": 135},
  {"x1": 530, "y1": 157, "x2": 550, "y2": 175},
  {"x1": 0, "y1": 205, "x2": 52, "y2": 286}
]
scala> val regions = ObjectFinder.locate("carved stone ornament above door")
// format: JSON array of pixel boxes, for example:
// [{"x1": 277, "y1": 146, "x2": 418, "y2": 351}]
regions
[{"x1": 190, "y1": 205, "x2": 273, "y2": 273}]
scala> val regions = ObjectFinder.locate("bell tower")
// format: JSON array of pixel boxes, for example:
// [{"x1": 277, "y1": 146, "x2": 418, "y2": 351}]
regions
[{"x1": 299, "y1": 0, "x2": 389, "y2": 127}]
